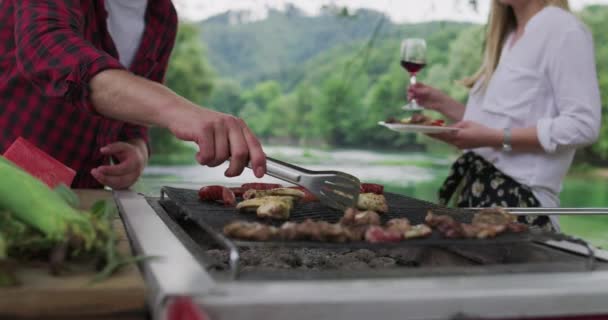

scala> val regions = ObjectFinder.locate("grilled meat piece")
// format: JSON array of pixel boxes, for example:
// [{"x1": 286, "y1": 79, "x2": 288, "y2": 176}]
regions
[
  {"x1": 278, "y1": 220, "x2": 351, "y2": 242},
  {"x1": 426, "y1": 210, "x2": 512, "y2": 239},
  {"x1": 386, "y1": 218, "x2": 411, "y2": 233},
  {"x1": 360, "y1": 183, "x2": 384, "y2": 195},
  {"x1": 426, "y1": 211, "x2": 467, "y2": 239},
  {"x1": 241, "y1": 183, "x2": 283, "y2": 191},
  {"x1": 340, "y1": 208, "x2": 381, "y2": 226},
  {"x1": 257, "y1": 200, "x2": 292, "y2": 220},
  {"x1": 243, "y1": 188, "x2": 305, "y2": 201},
  {"x1": 506, "y1": 222, "x2": 529, "y2": 233},
  {"x1": 425, "y1": 211, "x2": 456, "y2": 226},
  {"x1": 223, "y1": 221, "x2": 278, "y2": 241},
  {"x1": 404, "y1": 224, "x2": 432, "y2": 239},
  {"x1": 357, "y1": 193, "x2": 388, "y2": 213},
  {"x1": 237, "y1": 196, "x2": 294, "y2": 219},
  {"x1": 472, "y1": 207, "x2": 517, "y2": 225},
  {"x1": 364, "y1": 226, "x2": 402, "y2": 243},
  {"x1": 288, "y1": 186, "x2": 318, "y2": 202},
  {"x1": 344, "y1": 225, "x2": 369, "y2": 241},
  {"x1": 461, "y1": 223, "x2": 507, "y2": 239},
  {"x1": 198, "y1": 185, "x2": 236, "y2": 206}
]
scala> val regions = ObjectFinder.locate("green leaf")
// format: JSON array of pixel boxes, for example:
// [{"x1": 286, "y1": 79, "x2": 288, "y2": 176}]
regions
[
  {"x1": 90, "y1": 200, "x2": 117, "y2": 220},
  {"x1": 54, "y1": 184, "x2": 80, "y2": 208}
]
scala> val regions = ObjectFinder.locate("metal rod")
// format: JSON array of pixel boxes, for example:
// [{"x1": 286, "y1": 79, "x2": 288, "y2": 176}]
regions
[{"x1": 466, "y1": 207, "x2": 608, "y2": 216}]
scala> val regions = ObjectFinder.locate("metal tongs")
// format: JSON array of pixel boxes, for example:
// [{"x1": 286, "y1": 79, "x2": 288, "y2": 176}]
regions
[
  {"x1": 468, "y1": 207, "x2": 608, "y2": 216},
  {"x1": 250, "y1": 157, "x2": 360, "y2": 211}
]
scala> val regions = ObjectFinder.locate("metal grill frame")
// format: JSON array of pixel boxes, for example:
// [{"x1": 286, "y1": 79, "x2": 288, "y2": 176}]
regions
[{"x1": 159, "y1": 186, "x2": 596, "y2": 279}]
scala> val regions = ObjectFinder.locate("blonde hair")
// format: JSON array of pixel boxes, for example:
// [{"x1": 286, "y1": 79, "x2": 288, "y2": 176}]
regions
[{"x1": 462, "y1": 0, "x2": 570, "y2": 89}]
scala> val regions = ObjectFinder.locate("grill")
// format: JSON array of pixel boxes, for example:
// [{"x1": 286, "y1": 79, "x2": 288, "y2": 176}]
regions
[{"x1": 152, "y1": 186, "x2": 597, "y2": 280}]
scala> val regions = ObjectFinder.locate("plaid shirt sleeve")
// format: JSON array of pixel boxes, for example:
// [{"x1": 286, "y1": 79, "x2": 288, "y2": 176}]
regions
[
  {"x1": 13, "y1": 0, "x2": 125, "y2": 108},
  {"x1": 120, "y1": 6, "x2": 178, "y2": 151}
]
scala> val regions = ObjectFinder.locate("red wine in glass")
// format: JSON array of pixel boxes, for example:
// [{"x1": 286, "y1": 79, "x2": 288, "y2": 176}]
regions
[
  {"x1": 400, "y1": 38, "x2": 427, "y2": 111},
  {"x1": 401, "y1": 60, "x2": 426, "y2": 75}
]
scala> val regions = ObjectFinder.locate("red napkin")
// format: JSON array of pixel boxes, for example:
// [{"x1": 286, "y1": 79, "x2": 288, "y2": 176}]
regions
[{"x1": 3, "y1": 137, "x2": 76, "y2": 188}]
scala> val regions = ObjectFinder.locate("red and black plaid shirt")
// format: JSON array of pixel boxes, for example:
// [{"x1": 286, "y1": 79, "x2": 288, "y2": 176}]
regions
[{"x1": 0, "y1": 0, "x2": 177, "y2": 188}]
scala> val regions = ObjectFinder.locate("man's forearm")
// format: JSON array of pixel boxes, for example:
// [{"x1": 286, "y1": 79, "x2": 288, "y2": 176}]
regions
[{"x1": 89, "y1": 69, "x2": 193, "y2": 128}]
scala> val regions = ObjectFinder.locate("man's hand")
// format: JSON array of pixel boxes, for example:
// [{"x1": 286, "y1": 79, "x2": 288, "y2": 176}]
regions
[
  {"x1": 428, "y1": 121, "x2": 502, "y2": 150},
  {"x1": 167, "y1": 107, "x2": 266, "y2": 178},
  {"x1": 90, "y1": 70, "x2": 267, "y2": 179},
  {"x1": 91, "y1": 139, "x2": 148, "y2": 190}
]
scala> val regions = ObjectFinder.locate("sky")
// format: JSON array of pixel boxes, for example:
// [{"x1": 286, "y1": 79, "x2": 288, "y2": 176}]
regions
[{"x1": 173, "y1": 0, "x2": 608, "y2": 23}]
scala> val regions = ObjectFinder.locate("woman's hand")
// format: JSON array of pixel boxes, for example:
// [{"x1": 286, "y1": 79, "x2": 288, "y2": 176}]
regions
[
  {"x1": 408, "y1": 83, "x2": 450, "y2": 111},
  {"x1": 167, "y1": 107, "x2": 266, "y2": 178},
  {"x1": 408, "y1": 83, "x2": 466, "y2": 121},
  {"x1": 91, "y1": 139, "x2": 148, "y2": 190},
  {"x1": 428, "y1": 121, "x2": 502, "y2": 150}
]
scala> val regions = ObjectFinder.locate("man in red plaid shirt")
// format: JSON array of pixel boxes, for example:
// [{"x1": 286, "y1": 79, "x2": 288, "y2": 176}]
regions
[{"x1": 0, "y1": 0, "x2": 266, "y2": 189}]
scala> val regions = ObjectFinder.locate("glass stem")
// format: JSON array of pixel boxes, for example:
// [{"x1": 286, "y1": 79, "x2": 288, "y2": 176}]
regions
[{"x1": 410, "y1": 74, "x2": 418, "y2": 107}]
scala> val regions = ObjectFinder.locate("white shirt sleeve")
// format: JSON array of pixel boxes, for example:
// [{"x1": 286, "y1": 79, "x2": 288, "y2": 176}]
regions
[{"x1": 536, "y1": 27, "x2": 602, "y2": 153}]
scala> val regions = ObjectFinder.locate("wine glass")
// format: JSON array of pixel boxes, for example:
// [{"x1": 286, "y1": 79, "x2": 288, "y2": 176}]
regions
[{"x1": 400, "y1": 38, "x2": 427, "y2": 111}]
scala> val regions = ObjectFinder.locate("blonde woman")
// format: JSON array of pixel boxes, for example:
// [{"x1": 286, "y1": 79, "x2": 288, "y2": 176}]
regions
[{"x1": 409, "y1": 0, "x2": 601, "y2": 229}]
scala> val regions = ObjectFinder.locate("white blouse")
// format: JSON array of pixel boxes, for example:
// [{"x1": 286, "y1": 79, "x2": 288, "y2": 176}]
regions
[{"x1": 463, "y1": 7, "x2": 601, "y2": 208}]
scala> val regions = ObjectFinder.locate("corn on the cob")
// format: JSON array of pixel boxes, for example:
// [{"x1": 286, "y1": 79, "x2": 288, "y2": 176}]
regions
[{"x1": 0, "y1": 156, "x2": 101, "y2": 250}]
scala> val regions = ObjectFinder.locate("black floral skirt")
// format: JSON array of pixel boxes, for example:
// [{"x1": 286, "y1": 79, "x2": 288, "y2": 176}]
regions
[{"x1": 438, "y1": 152, "x2": 552, "y2": 230}]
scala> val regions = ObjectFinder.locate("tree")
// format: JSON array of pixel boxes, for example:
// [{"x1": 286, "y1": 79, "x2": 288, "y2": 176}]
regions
[
  {"x1": 579, "y1": 6, "x2": 608, "y2": 162},
  {"x1": 207, "y1": 79, "x2": 245, "y2": 115}
]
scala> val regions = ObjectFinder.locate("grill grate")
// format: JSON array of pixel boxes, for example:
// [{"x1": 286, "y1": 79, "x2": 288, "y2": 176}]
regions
[
  {"x1": 160, "y1": 186, "x2": 570, "y2": 247},
  {"x1": 156, "y1": 187, "x2": 597, "y2": 280}
]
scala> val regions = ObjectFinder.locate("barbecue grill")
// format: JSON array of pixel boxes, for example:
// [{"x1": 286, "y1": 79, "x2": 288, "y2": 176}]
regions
[{"x1": 115, "y1": 185, "x2": 608, "y2": 320}]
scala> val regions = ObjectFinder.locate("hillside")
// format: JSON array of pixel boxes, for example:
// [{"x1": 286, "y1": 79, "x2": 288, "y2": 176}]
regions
[{"x1": 199, "y1": 7, "x2": 474, "y2": 88}]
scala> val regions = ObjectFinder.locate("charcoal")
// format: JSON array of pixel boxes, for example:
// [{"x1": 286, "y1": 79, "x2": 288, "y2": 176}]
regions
[
  {"x1": 341, "y1": 261, "x2": 370, "y2": 271},
  {"x1": 344, "y1": 249, "x2": 376, "y2": 263},
  {"x1": 369, "y1": 257, "x2": 397, "y2": 268}
]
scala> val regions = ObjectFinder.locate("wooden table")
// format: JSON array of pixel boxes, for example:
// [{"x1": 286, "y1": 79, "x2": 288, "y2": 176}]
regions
[{"x1": 0, "y1": 190, "x2": 147, "y2": 320}]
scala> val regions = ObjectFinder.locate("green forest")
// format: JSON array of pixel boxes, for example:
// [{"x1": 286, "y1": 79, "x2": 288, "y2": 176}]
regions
[{"x1": 154, "y1": 5, "x2": 608, "y2": 164}]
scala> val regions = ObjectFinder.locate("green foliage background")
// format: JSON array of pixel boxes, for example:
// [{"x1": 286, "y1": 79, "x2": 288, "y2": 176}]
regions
[{"x1": 158, "y1": 5, "x2": 608, "y2": 163}]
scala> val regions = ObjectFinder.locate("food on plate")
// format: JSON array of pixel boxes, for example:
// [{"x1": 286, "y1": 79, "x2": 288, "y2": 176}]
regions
[
  {"x1": 385, "y1": 113, "x2": 445, "y2": 127},
  {"x1": 360, "y1": 183, "x2": 384, "y2": 195},
  {"x1": 357, "y1": 193, "x2": 388, "y2": 213},
  {"x1": 223, "y1": 221, "x2": 278, "y2": 241},
  {"x1": 198, "y1": 185, "x2": 236, "y2": 207},
  {"x1": 339, "y1": 208, "x2": 381, "y2": 226},
  {"x1": 243, "y1": 187, "x2": 305, "y2": 201},
  {"x1": 237, "y1": 196, "x2": 294, "y2": 220}
]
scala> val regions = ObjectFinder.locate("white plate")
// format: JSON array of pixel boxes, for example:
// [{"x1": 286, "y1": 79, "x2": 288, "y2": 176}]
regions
[{"x1": 378, "y1": 121, "x2": 460, "y2": 134}]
